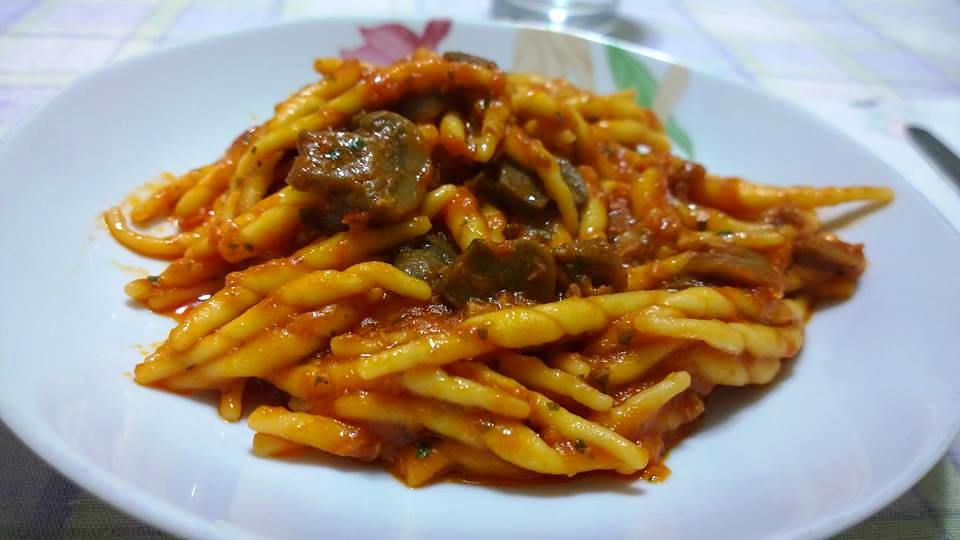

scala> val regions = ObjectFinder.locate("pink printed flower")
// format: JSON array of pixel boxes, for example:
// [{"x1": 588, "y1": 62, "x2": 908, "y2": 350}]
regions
[{"x1": 340, "y1": 19, "x2": 452, "y2": 65}]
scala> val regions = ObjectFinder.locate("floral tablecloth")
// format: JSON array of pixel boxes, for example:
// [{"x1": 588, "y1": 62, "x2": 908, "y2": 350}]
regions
[{"x1": 1, "y1": 1, "x2": 959, "y2": 538}]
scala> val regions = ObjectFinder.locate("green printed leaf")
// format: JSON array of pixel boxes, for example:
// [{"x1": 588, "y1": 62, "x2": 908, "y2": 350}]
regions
[
  {"x1": 666, "y1": 117, "x2": 694, "y2": 157},
  {"x1": 606, "y1": 46, "x2": 657, "y2": 107},
  {"x1": 606, "y1": 45, "x2": 695, "y2": 158}
]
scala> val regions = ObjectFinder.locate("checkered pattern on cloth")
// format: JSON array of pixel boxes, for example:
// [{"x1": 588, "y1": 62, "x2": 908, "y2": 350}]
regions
[{"x1": 1, "y1": 1, "x2": 959, "y2": 538}]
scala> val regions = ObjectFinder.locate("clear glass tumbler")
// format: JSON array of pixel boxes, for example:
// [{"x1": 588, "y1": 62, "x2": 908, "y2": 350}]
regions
[{"x1": 492, "y1": 0, "x2": 621, "y2": 33}]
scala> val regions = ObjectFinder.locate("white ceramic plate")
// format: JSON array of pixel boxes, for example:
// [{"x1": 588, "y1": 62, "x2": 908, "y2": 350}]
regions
[{"x1": 2, "y1": 18, "x2": 959, "y2": 540}]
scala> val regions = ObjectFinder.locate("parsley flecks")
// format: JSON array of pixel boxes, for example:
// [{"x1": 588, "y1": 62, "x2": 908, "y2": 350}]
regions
[
  {"x1": 716, "y1": 230, "x2": 734, "y2": 238},
  {"x1": 546, "y1": 401, "x2": 560, "y2": 412},
  {"x1": 617, "y1": 329, "x2": 636, "y2": 346},
  {"x1": 415, "y1": 441, "x2": 432, "y2": 459},
  {"x1": 344, "y1": 138, "x2": 365, "y2": 151},
  {"x1": 574, "y1": 439, "x2": 587, "y2": 453},
  {"x1": 146, "y1": 275, "x2": 159, "y2": 284}
]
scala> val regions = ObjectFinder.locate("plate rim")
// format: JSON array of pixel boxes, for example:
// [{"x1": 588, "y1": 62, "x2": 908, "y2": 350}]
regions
[{"x1": 1, "y1": 15, "x2": 959, "y2": 540}]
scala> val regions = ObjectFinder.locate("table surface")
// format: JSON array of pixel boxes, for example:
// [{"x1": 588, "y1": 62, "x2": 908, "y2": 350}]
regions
[{"x1": 2, "y1": 1, "x2": 960, "y2": 538}]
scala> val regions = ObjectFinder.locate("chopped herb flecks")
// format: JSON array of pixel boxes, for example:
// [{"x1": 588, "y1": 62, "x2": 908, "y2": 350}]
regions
[
  {"x1": 344, "y1": 138, "x2": 365, "y2": 151},
  {"x1": 147, "y1": 275, "x2": 159, "y2": 284},
  {"x1": 546, "y1": 401, "x2": 560, "y2": 412},
  {"x1": 574, "y1": 439, "x2": 587, "y2": 453},
  {"x1": 716, "y1": 230, "x2": 734, "y2": 238},
  {"x1": 416, "y1": 441, "x2": 433, "y2": 459}
]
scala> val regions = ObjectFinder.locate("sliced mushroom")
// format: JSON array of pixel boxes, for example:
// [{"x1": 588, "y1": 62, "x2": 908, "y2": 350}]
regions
[
  {"x1": 396, "y1": 91, "x2": 446, "y2": 123},
  {"x1": 557, "y1": 158, "x2": 588, "y2": 209},
  {"x1": 793, "y1": 235, "x2": 865, "y2": 279},
  {"x1": 612, "y1": 229, "x2": 653, "y2": 266},
  {"x1": 679, "y1": 248, "x2": 783, "y2": 290},
  {"x1": 469, "y1": 160, "x2": 550, "y2": 214},
  {"x1": 286, "y1": 111, "x2": 432, "y2": 225},
  {"x1": 553, "y1": 238, "x2": 627, "y2": 293},
  {"x1": 437, "y1": 238, "x2": 557, "y2": 307},
  {"x1": 393, "y1": 232, "x2": 459, "y2": 287}
]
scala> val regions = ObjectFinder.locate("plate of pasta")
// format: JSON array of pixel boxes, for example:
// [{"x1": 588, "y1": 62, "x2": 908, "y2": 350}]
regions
[{"x1": 2, "y1": 17, "x2": 960, "y2": 540}]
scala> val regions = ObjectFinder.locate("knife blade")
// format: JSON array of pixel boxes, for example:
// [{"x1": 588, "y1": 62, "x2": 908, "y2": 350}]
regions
[{"x1": 906, "y1": 125, "x2": 960, "y2": 193}]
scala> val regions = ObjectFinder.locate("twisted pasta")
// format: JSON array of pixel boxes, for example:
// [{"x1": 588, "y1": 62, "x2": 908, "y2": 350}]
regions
[{"x1": 106, "y1": 49, "x2": 891, "y2": 487}]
